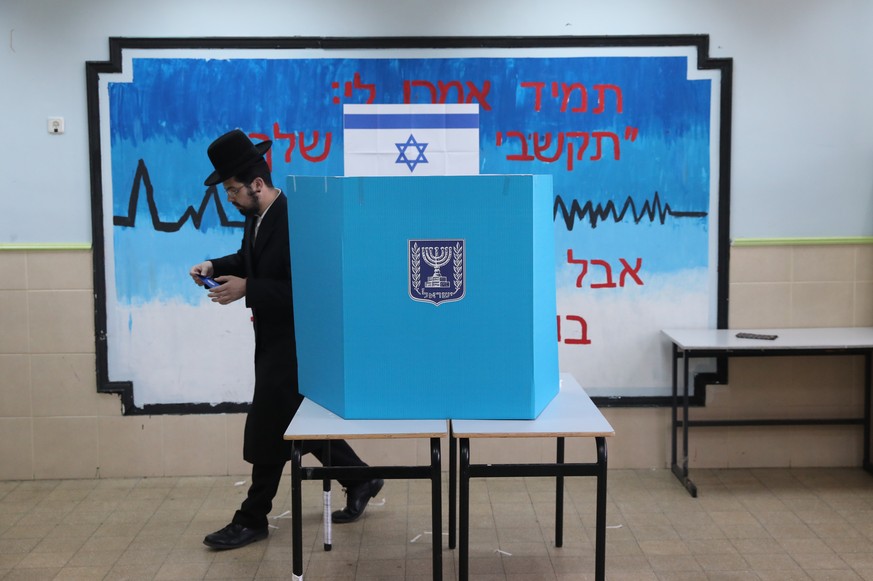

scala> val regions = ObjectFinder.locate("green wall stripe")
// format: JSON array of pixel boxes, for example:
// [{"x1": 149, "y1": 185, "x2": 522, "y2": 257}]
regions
[
  {"x1": 4, "y1": 238, "x2": 872, "y2": 250},
  {"x1": 732, "y1": 237, "x2": 873, "y2": 247},
  {"x1": 0, "y1": 243, "x2": 92, "y2": 251}
]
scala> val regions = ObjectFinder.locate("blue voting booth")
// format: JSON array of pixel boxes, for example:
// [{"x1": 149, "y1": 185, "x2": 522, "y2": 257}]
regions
[{"x1": 286, "y1": 174, "x2": 559, "y2": 419}]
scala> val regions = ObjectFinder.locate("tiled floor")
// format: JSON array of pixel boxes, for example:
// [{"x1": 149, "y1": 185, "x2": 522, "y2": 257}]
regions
[{"x1": 3, "y1": 468, "x2": 873, "y2": 580}]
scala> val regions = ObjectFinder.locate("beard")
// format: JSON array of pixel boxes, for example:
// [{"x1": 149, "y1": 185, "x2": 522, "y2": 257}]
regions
[{"x1": 232, "y1": 186, "x2": 258, "y2": 216}]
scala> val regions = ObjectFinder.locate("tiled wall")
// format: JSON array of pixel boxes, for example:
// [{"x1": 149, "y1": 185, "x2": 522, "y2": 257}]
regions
[
  {"x1": 1, "y1": 245, "x2": 871, "y2": 480},
  {"x1": 687, "y1": 243, "x2": 873, "y2": 468}
]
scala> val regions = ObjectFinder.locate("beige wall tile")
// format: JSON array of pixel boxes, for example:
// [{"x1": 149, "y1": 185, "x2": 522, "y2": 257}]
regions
[
  {"x1": 0, "y1": 252, "x2": 27, "y2": 290},
  {"x1": 791, "y1": 282, "x2": 854, "y2": 327},
  {"x1": 729, "y1": 246, "x2": 791, "y2": 283},
  {"x1": 0, "y1": 290, "x2": 29, "y2": 354},
  {"x1": 464, "y1": 437, "x2": 544, "y2": 466},
  {"x1": 32, "y1": 417, "x2": 99, "y2": 479},
  {"x1": 224, "y1": 413, "x2": 248, "y2": 475},
  {"x1": 727, "y1": 283, "x2": 791, "y2": 328},
  {"x1": 856, "y1": 246, "x2": 873, "y2": 282},
  {"x1": 724, "y1": 427, "x2": 859, "y2": 468},
  {"x1": 792, "y1": 246, "x2": 855, "y2": 282},
  {"x1": 28, "y1": 290, "x2": 95, "y2": 354},
  {"x1": 601, "y1": 407, "x2": 669, "y2": 469},
  {"x1": 856, "y1": 282, "x2": 873, "y2": 326},
  {"x1": 349, "y1": 438, "x2": 418, "y2": 467},
  {"x1": 26, "y1": 251, "x2": 93, "y2": 290},
  {"x1": 727, "y1": 429, "x2": 797, "y2": 467},
  {"x1": 788, "y1": 427, "x2": 862, "y2": 466},
  {"x1": 563, "y1": 433, "x2": 599, "y2": 463},
  {"x1": 96, "y1": 391, "x2": 124, "y2": 417},
  {"x1": 162, "y1": 415, "x2": 227, "y2": 476},
  {"x1": 0, "y1": 354, "x2": 32, "y2": 417},
  {"x1": 726, "y1": 357, "x2": 859, "y2": 410},
  {"x1": 414, "y1": 433, "x2": 452, "y2": 468},
  {"x1": 0, "y1": 417, "x2": 33, "y2": 479},
  {"x1": 97, "y1": 416, "x2": 164, "y2": 478},
  {"x1": 31, "y1": 354, "x2": 99, "y2": 417},
  {"x1": 686, "y1": 428, "x2": 730, "y2": 468}
]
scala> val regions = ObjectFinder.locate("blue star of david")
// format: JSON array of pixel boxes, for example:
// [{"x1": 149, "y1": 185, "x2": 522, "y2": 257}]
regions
[{"x1": 395, "y1": 134, "x2": 429, "y2": 172}]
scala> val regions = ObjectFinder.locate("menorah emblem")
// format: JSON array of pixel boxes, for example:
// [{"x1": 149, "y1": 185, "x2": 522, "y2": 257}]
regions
[
  {"x1": 422, "y1": 246, "x2": 451, "y2": 288},
  {"x1": 408, "y1": 239, "x2": 466, "y2": 306}
]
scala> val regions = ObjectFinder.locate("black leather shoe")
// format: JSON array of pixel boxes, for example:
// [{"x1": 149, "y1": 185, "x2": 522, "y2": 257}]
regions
[
  {"x1": 331, "y1": 478, "x2": 383, "y2": 524},
  {"x1": 203, "y1": 523, "x2": 268, "y2": 550}
]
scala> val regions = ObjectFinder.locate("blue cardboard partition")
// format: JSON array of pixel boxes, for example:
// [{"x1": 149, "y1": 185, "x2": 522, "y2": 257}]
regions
[{"x1": 286, "y1": 175, "x2": 559, "y2": 419}]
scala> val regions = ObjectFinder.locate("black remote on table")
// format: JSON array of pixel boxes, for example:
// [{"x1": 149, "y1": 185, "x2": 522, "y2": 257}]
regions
[{"x1": 735, "y1": 332, "x2": 778, "y2": 340}]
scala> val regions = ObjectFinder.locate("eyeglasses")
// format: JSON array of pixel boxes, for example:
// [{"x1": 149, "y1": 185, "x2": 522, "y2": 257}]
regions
[{"x1": 225, "y1": 183, "x2": 249, "y2": 198}]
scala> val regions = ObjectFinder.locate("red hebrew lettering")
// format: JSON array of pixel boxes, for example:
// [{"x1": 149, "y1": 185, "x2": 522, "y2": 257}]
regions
[
  {"x1": 592, "y1": 84, "x2": 623, "y2": 114},
  {"x1": 590, "y1": 132, "x2": 621, "y2": 161},
  {"x1": 567, "y1": 251, "x2": 639, "y2": 289},
  {"x1": 564, "y1": 315, "x2": 592, "y2": 345},
  {"x1": 566, "y1": 248, "x2": 588, "y2": 288},
  {"x1": 464, "y1": 81, "x2": 492, "y2": 110},
  {"x1": 403, "y1": 79, "x2": 491, "y2": 109},
  {"x1": 496, "y1": 128, "x2": 629, "y2": 168},
  {"x1": 556, "y1": 314, "x2": 561, "y2": 342},
  {"x1": 565, "y1": 132, "x2": 590, "y2": 171},
  {"x1": 347, "y1": 72, "x2": 376, "y2": 103},
  {"x1": 619, "y1": 258, "x2": 644, "y2": 286},
  {"x1": 438, "y1": 80, "x2": 465, "y2": 103},
  {"x1": 498, "y1": 131, "x2": 534, "y2": 161},
  {"x1": 532, "y1": 132, "x2": 564, "y2": 163},
  {"x1": 559, "y1": 82, "x2": 589, "y2": 113},
  {"x1": 298, "y1": 131, "x2": 332, "y2": 162},
  {"x1": 272, "y1": 123, "x2": 297, "y2": 163},
  {"x1": 403, "y1": 80, "x2": 438, "y2": 104},
  {"x1": 589, "y1": 259, "x2": 617, "y2": 289},
  {"x1": 521, "y1": 81, "x2": 546, "y2": 111}
]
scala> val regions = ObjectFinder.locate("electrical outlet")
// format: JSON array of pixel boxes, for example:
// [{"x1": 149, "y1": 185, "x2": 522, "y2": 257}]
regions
[{"x1": 48, "y1": 117, "x2": 64, "y2": 134}]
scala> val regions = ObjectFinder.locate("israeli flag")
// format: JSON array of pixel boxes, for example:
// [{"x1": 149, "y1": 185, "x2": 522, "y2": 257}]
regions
[{"x1": 343, "y1": 104, "x2": 480, "y2": 176}]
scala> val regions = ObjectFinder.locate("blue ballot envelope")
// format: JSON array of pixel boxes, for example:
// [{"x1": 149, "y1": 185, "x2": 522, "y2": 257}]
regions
[{"x1": 286, "y1": 174, "x2": 559, "y2": 419}]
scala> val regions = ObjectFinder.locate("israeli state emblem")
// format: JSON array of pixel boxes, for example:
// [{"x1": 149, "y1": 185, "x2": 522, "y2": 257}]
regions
[{"x1": 408, "y1": 239, "x2": 466, "y2": 306}]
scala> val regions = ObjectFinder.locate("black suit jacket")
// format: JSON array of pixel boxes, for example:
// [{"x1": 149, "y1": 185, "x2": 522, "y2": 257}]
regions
[{"x1": 210, "y1": 192, "x2": 300, "y2": 464}]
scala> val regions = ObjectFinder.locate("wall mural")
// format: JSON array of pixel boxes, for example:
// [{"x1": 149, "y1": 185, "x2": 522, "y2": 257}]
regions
[{"x1": 86, "y1": 37, "x2": 731, "y2": 413}]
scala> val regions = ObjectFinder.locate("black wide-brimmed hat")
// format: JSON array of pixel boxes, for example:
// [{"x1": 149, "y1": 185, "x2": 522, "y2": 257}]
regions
[{"x1": 203, "y1": 129, "x2": 272, "y2": 186}]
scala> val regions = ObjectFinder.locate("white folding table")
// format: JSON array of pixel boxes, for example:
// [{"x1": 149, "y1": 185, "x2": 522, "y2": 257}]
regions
[
  {"x1": 663, "y1": 327, "x2": 873, "y2": 497},
  {"x1": 448, "y1": 373, "x2": 615, "y2": 581},
  {"x1": 284, "y1": 398, "x2": 448, "y2": 581}
]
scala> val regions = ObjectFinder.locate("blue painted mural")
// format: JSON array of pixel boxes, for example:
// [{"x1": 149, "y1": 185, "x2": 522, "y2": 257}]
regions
[{"x1": 92, "y1": 40, "x2": 727, "y2": 409}]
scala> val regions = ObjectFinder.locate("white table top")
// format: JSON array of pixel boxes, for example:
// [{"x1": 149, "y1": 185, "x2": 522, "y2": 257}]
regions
[
  {"x1": 662, "y1": 327, "x2": 873, "y2": 351},
  {"x1": 284, "y1": 398, "x2": 448, "y2": 440},
  {"x1": 450, "y1": 374, "x2": 615, "y2": 438}
]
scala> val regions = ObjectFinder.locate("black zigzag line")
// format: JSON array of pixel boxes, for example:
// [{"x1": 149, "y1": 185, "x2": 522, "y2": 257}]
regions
[
  {"x1": 553, "y1": 192, "x2": 708, "y2": 230},
  {"x1": 113, "y1": 159, "x2": 244, "y2": 232}
]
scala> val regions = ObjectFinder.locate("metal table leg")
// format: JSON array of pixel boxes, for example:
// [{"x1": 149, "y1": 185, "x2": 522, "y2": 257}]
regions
[
  {"x1": 670, "y1": 344, "x2": 698, "y2": 497},
  {"x1": 555, "y1": 437, "x2": 564, "y2": 548},
  {"x1": 322, "y1": 441, "x2": 332, "y2": 551},
  {"x1": 291, "y1": 443, "x2": 303, "y2": 580},
  {"x1": 448, "y1": 426, "x2": 456, "y2": 550},
  {"x1": 865, "y1": 351, "x2": 872, "y2": 472},
  {"x1": 459, "y1": 438, "x2": 470, "y2": 581},
  {"x1": 430, "y1": 437, "x2": 442, "y2": 581},
  {"x1": 594, "y1": 436, "x2": 608, "y2": 581}
]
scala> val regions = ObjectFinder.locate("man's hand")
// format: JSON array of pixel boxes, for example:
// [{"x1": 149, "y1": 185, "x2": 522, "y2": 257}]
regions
[
  {"x1": 189, "y1": 261, "x2": 214, "y2": 287},
  {"x1": 208, "y1": 275, "x2": 247, "y2": 305}
]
